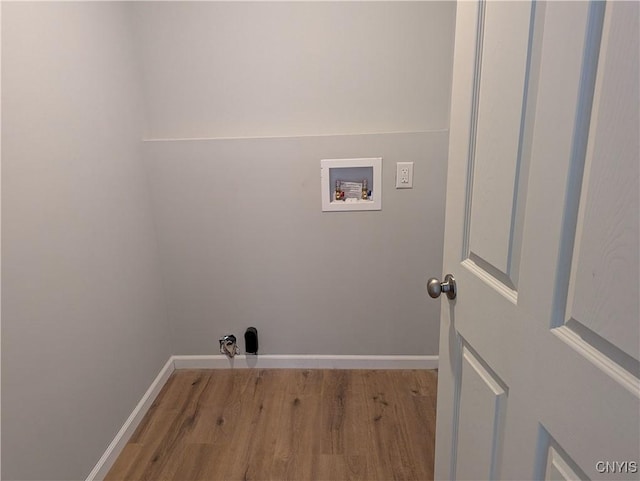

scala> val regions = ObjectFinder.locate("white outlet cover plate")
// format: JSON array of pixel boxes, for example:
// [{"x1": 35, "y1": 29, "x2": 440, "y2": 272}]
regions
[{"x1": 396, "y1": 162, "x2": 414, "y2": 188}]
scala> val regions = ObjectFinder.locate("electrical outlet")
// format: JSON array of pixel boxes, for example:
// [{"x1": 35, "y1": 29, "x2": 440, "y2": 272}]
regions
[{"x1": 396, "y1": 162, "x2": 414, "y2": 188}]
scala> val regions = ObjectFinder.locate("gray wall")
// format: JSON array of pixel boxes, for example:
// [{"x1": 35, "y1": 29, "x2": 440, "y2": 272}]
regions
[
  {"x1": 144, "y1": 132, "x2": 448, "y2": 356},
  {"x1": 2, "y1": 3, "x2": 171, "y2": 480}
]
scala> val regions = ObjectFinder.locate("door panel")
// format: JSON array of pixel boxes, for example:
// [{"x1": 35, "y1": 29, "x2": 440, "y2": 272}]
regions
[
  {"x1": 468, "y1": 1, "x2": 533, "y2": 283},
  {"x1": 455, "y1": 344, "x2": 507, "y2": 481},
  {"x1": 544, "y1": 444, "x2": 586, "y2": 481},
  {"x1": 564, "y1": 0, "x2": 639, "y2": 362},
  {"x1": 435, "y1": 2, "x2": 640, "y2": 480}
]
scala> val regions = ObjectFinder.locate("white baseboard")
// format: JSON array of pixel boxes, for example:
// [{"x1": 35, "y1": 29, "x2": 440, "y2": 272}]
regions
[
  {"x1": 172, "y1": 354, "x2": 439, "y2": 370},
  {"x1": 86, "y1": 353, "x2": 437, "y2": 480},
  {"x1": 85, "y1": 357, "x2": 175, "y2": 481}
]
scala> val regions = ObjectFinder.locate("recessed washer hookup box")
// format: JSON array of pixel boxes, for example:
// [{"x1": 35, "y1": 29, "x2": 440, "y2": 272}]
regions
[{"x1": 320, "y1": 157, "x2": 382, "y2": 212}]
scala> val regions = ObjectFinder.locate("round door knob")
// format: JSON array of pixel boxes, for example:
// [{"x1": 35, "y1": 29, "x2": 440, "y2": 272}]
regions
[{"x1": 427, "y1": 274, "x2": 456, "y2": 300}]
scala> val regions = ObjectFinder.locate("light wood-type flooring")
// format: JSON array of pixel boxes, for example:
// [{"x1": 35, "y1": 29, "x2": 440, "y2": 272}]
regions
[{"x1": 105, "y1": 369, "x2": 438, "y2": 481}]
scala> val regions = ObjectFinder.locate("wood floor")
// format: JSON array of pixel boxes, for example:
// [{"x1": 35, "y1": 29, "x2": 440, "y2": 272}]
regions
[{"x1": 105, "y1": 369, "x2": 438, "y2": 481}]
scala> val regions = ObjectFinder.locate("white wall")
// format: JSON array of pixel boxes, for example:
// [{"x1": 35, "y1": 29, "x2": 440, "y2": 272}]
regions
[
  {"x1": 2, "y1": 3, "x2": 171, "y2": 479},
  {"x1": 131, "y1": 1, "x2": 456, "y2": 139}
]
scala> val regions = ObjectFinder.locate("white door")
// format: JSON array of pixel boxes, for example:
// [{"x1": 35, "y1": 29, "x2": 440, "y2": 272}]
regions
[{"x1": 434, "y1": 2, "x2": 639, "y2": 480}]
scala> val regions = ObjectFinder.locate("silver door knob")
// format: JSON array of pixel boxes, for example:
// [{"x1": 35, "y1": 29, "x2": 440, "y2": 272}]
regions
[{"x1": 427, "y1": 274, "x2": 457, "y2": 300}]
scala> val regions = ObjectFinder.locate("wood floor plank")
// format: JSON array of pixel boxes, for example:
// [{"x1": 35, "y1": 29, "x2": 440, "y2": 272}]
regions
[
  {"x1": 221, "y1": 369, "x2": 284, "y2": 480},
  {"x1": 271, "y1": 369, "x2": 323, "y2": 481},
  {"x1": 169, "y1": 443, "x2": 217, "y2": 481},
  {"x1": 342, "y1": 371, "x2": 370, "y2": 459},
  {"x1": 105, "y1": 368, "x2": 437, "y2": 481},
  {"x1": 239, "y1": 370, "x2": 287, "y2": 479},
  {"x1": 104, "y1": 444, "x2": 143, "y2": 481},
  {"x1": 392, "y1": 370, "x2": 438, "y2": 480},
  {"x1": 320, "y1": 370, "x2": 347, "y2": 455}
]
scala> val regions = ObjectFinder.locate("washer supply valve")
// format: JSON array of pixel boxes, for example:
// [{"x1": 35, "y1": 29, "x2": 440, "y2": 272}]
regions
[{"x1": 219, "y1": 334, "x2": 239, "y2": 358}]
